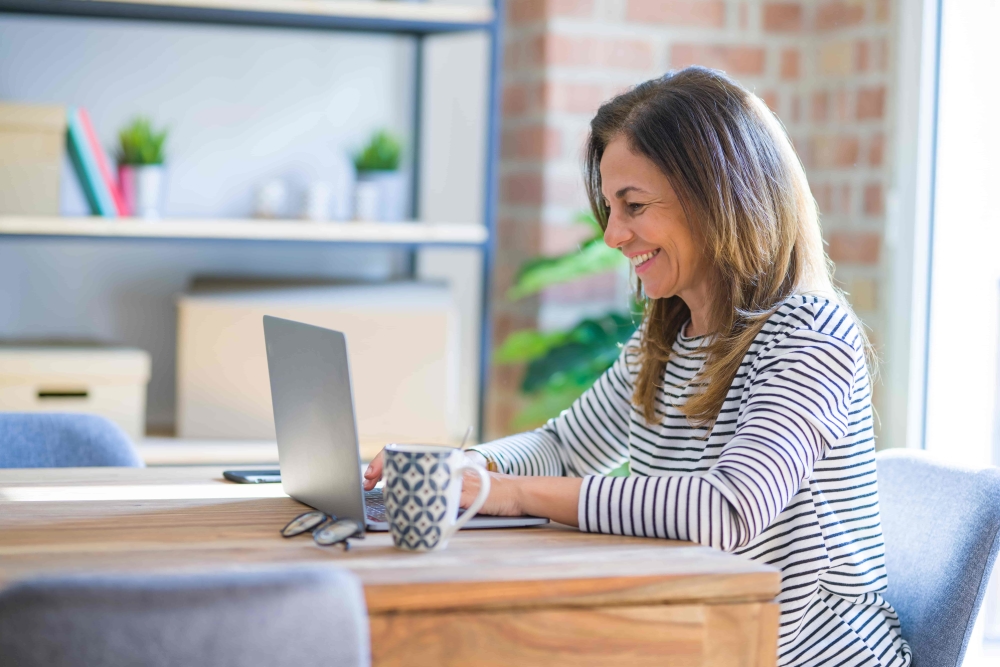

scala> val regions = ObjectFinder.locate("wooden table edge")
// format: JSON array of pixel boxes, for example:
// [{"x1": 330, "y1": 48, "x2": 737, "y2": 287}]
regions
[{"x1": 364, "y1": 570, "x2": 781, "y2": 614}]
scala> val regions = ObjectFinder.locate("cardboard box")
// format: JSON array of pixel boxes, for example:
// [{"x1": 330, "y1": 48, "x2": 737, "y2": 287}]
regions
[
  {"x1": 0, "y1": 344, "x2": 151, "y2": 441},
  {"x1": 176, "y1": 282, "x2": 459, "y2": 458},
  {"x1": 0, "y1": 102, "x2": 65, "y2": 215}
]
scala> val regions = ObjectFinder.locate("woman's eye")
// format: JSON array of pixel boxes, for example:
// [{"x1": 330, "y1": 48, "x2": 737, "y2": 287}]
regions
[{"x1": 626, "y1": 202, "x2": 645, "y2": 214}]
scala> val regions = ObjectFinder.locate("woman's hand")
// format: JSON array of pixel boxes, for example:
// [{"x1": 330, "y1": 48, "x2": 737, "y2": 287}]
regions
[
  {"x1": 363, "y1": 448, "x2": 488, "y2": 491},
  {"x1": 459, "y1": 469, "x2": 525, "y2": 516}
]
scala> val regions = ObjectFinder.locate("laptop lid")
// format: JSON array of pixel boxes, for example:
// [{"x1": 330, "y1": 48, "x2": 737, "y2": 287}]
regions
[{"x1": 262, "y1": 315, "x2": 367, "y2": 531}]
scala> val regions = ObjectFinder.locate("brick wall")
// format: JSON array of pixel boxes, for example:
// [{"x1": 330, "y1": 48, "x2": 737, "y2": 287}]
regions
[{"x1": 486, "y1": 0, "x2": 895, "y2": 438}]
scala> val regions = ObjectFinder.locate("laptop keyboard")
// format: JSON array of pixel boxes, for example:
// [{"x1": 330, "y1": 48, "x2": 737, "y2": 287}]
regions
[{"x1": 364, "y1": 490, "x2": 386, "y2": 523}]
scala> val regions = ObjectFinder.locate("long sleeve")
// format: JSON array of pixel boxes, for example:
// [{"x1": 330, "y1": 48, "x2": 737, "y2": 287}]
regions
[
  {"x1": 578, "y1": 328, "x2": 858, "y2": 551},
  {"x1": 469, "y1": 337, "x2": 637, "y2": 477}
]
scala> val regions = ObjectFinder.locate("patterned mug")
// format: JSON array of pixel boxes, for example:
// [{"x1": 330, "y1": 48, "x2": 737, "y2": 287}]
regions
[{"x1": 382, "y1": 444, "x2": 491, "y2": 552}]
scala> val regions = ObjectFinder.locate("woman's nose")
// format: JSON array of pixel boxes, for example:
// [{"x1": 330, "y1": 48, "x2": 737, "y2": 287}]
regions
[{"x1": 603, "y1": 211, "x2": 631, "y2": 249}]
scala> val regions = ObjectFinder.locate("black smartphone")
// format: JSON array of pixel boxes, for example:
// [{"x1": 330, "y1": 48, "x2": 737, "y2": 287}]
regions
[{"x1": 222, "y1": 469, "x2": 281, "y2": 484}]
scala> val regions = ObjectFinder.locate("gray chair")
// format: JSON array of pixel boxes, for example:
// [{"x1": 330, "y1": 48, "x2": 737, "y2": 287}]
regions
[
  {"x1": 877, "y1": 449, "x2": 1000, "y2": 667},
  {"x1": 0, "y1": 566, "x2": 370, "y2": 667},
  {"x1": 0, "y1": 412, "x2": 143, "y2": 468}
]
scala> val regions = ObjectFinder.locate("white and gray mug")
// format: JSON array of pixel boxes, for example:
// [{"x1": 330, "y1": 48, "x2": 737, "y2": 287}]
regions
[{"x1": 382, "y1": 444, "x2": 490, "y2": 552}]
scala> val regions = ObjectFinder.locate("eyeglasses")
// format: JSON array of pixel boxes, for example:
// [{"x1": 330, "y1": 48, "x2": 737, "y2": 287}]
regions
[{"x1": 281, "y1": 510, "x2": 363, "y2": 550}]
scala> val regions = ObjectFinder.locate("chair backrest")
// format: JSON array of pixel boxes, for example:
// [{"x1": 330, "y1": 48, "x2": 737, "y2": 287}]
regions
[
  {"x1": 0, "y1": 412, "x2": 143, "y2": 468},
  {"x1": 877, "y1": 449, "x2": 1000, "y2": 667},
  {"x1": 0, "y1": 566, "x2": 370, "y2": 667}
]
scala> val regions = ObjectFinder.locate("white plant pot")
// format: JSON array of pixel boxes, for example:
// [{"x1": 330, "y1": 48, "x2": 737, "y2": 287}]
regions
[
  {"x1": 355, "y1": 170, "x2": 407, "y2": 222},
  {"x1": 119, "y1": 164, "x2": 166, "y2": 219}
]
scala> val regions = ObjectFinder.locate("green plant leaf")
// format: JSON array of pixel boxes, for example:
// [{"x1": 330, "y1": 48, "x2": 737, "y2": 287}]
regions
[
  {"x1": 494, "y1": 329, "x2": 569, "y2": 364},
  {"x1": 117, "y1": 116, "x2": 168, "y2": 165},
  {"x1": 354, "y1": 129, "x2": 402, "y2": 172},
  {"x1": 507, "y1": 239, "x2": 624, "y2": 300}
]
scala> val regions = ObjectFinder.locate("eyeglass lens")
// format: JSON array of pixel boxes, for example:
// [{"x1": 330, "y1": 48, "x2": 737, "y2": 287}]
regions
[{"x1": 281, "y1": 511, "x2": 363, "y2": 549}]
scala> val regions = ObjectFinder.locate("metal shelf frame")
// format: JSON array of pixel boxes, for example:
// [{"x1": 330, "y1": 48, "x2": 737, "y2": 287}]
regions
[{"x1": 0, "y1": 0, "x2": 505, "y2": 438}]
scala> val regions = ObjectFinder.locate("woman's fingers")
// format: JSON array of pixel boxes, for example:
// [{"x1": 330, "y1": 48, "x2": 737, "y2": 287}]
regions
[{"x1": 363, "y1": 450, "x2": 384, "y2": 491}]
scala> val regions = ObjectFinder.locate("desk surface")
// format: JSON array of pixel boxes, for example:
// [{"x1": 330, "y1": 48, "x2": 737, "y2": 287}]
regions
[
  {"x1": 0, "y1": 466, "x2": 781, "y2": 666},
  {"x1": 0, "y1": 466, "x2": 779, "y2": 614}
]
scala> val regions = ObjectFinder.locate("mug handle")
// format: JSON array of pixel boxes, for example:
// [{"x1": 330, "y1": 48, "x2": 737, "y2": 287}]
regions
[{"x1": 442, "y1": 462, "x2": 491, "y2": 541}]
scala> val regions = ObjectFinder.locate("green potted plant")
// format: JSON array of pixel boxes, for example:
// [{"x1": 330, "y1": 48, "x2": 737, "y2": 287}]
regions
[
  {"x1": 116, "y1": 116, "x2": 168, "y2": 219},
  {"x1": 495, "y1": 213, "x2": 638, "y2": 476},
  {"x1": 353, "y1": 129, "x2": 405, "y2": 221}
]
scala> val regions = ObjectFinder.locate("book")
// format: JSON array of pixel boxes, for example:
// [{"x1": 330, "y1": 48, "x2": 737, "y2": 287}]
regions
[
  {"x1": 66, "y1": 107, "x2": 117, "y2": 217},
  {"x1": 78, "y1": 108, "x2": 127, "y2": 216}
]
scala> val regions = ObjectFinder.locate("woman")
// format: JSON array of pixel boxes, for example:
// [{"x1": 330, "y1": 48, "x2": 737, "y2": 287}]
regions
[{"x1": 365, "y1": 67, "x2": 910, "y2": 667}]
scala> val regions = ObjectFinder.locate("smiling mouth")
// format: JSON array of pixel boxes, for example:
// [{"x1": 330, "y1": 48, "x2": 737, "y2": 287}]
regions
[{"x1": 629, "y1": 249, "x2": 660, "y2": 268}]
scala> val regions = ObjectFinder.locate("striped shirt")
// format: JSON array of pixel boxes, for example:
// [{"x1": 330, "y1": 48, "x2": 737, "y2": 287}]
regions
[{"x1": 473, "y1": 295, "x2": 911, "y2": 667}]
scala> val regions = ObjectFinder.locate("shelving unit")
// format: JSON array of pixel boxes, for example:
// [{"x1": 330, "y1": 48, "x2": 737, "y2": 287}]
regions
[
  {"x1": 0, "y1": 0, "x2": 494, "y2": 32},
  {"x1": 0, "y1": 0, "x2": 504, "y2": 437},
  {"x1": 0, "y1": 216, "x2": 488, "y2": 245}
]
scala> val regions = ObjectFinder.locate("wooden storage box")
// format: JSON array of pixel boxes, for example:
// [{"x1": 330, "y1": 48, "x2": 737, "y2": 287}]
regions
[
  {"x1": 176, "y1": 282, "x2": 458, "y2": 458},
  {"x1": 0, "y1": 345, "x2": 152, "y2": 441},
  {"x1": 0, "y1": 102, "x2": 65, "y2": 215}
]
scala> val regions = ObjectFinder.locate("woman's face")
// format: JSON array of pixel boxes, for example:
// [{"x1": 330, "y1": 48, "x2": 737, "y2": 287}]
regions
[{"x1": 600, "y1": 135, "x2": 713, "y2": 302}]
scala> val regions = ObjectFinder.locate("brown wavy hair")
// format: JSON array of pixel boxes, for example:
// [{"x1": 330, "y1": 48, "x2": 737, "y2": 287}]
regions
[{"x1": 584, "y1": 67, "x2": 870, "y2": 426}]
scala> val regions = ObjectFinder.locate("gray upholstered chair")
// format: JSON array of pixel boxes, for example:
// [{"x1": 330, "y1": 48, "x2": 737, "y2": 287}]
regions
[
  {"x1": 877, "y1": 449, "x2": 1000, "y2": 667},
  {"x1": 0, "y1": 566, "x2": 370, "y2": 667},
  {"x1": 0, "y1": 412, "x2": 143, "y2": 468}
]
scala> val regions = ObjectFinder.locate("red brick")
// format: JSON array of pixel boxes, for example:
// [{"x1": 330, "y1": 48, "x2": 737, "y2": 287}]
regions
[
  {"x1": 813, "y1": 182, "x2": 833, "y2": 212},
  {"x1": 763, "y1": 2, "x2": 803, "y2": 32},
  {"x1": 543, "y1": 34, "x2": 655, "y2": 70},
  {"x1": 502, "y1": 172, "x2": 545, "y2": 205},
  {"x1": 780, "y1": 48, "x2": 801, "y2": 80},
  {"x1": 827, "y1": 231, "x2": 880, "y2": 265},
  {"x1": 502, "y1": 124, "x2": 562, "y2": 160},
  {"x1": 811, "y1": 91, "x2": 829, "y2": 122},
  {"x1": 542, "y1": 81, "x2": 609, "y2": 114},
  {"x1": 627, "y1": 0, "x2": 726, "y2": 27},
  {"x1": 738, "y1": 2, "x2": 749, "y2": 29},
  {"x1": 854, "y1": 40, "x2": 870, "y2": 72},
  {"x1": 507, "y1": 0, "x2": 594, "y2": 25},
  {"x1": 867, "y1": 133, "x2": 885, "y2": 167},
  {"x1": 863, "y1": 183, "x2": 884, "y2": 216},
  {"x1": 497, "y1": 217, "x2": 542, "y2": 257},
  {"x1": 502, "y1": 83, "x2": 529, "y2": 116},
  {"x1": 811, "y1": 135, "x2": 860, "y2": 168},
  {"x1": 670, "y1": 44, "x2": 766, "y2": 76},
  {"x1": 816, "y1": 1, "x2": 865, "y2": 31},
  {"x1": 856, "y1": 86, "x2": 886, "y2": 120},
  {"x1": 874, "y1": 0, "x2": 890, "y2": 22},
  {"x1": 761, "y1": 90, "x2": 779, "y2": 112}
]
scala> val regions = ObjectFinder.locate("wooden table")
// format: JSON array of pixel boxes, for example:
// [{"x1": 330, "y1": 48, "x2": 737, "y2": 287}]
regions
[{"x1": 0, "y1": 466, "x2": 781, "y2": 666}]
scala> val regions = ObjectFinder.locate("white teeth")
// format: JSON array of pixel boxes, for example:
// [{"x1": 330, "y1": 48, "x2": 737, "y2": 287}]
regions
[{"x1": 629, "y1": 250, "x2": 657, "y2": 267}]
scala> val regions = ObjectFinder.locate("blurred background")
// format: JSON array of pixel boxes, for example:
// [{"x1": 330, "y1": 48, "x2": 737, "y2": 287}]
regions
[{"x1": 1, "y1": 0, "x2": 998, "y2": 660}]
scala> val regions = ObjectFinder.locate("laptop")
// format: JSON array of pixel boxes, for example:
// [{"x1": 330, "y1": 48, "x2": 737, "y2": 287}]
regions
[{"x1": 261, "y1": 315, "x2": 548, "y2": 532}]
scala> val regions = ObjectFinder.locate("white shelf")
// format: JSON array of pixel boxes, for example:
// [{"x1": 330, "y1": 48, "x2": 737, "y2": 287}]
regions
[
  {"x1": 0, "y1": 216, "x2": 488, "y2": 246},
  {"x1": 0, "y1": 0, "x2": 495, "y2": 32}
]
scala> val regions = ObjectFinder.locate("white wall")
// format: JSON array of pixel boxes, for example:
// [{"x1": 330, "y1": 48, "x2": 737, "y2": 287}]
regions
[
  {"x1": 924, "y1": 0, "x2": 1000, "y2": 468},
  {"x1": 0, "y1": 15, "x2": 416, "y2": 430},
  {"x1": 920, "y1": 1, "x2": 1000, "y2": 661}
]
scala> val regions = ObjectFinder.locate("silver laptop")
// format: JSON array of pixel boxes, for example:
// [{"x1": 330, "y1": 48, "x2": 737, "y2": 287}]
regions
[{"x1": 262, "y1": 315, "x2": 548, "y2": 532}]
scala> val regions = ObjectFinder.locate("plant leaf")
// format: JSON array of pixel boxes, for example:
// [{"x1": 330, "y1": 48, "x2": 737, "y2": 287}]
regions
[
  {"x1": 507, "y1": 239, "x2": 624, "y2": 300},
  {"x1": 494, "y1": 329, "x2": 569, "y2": 364}
]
